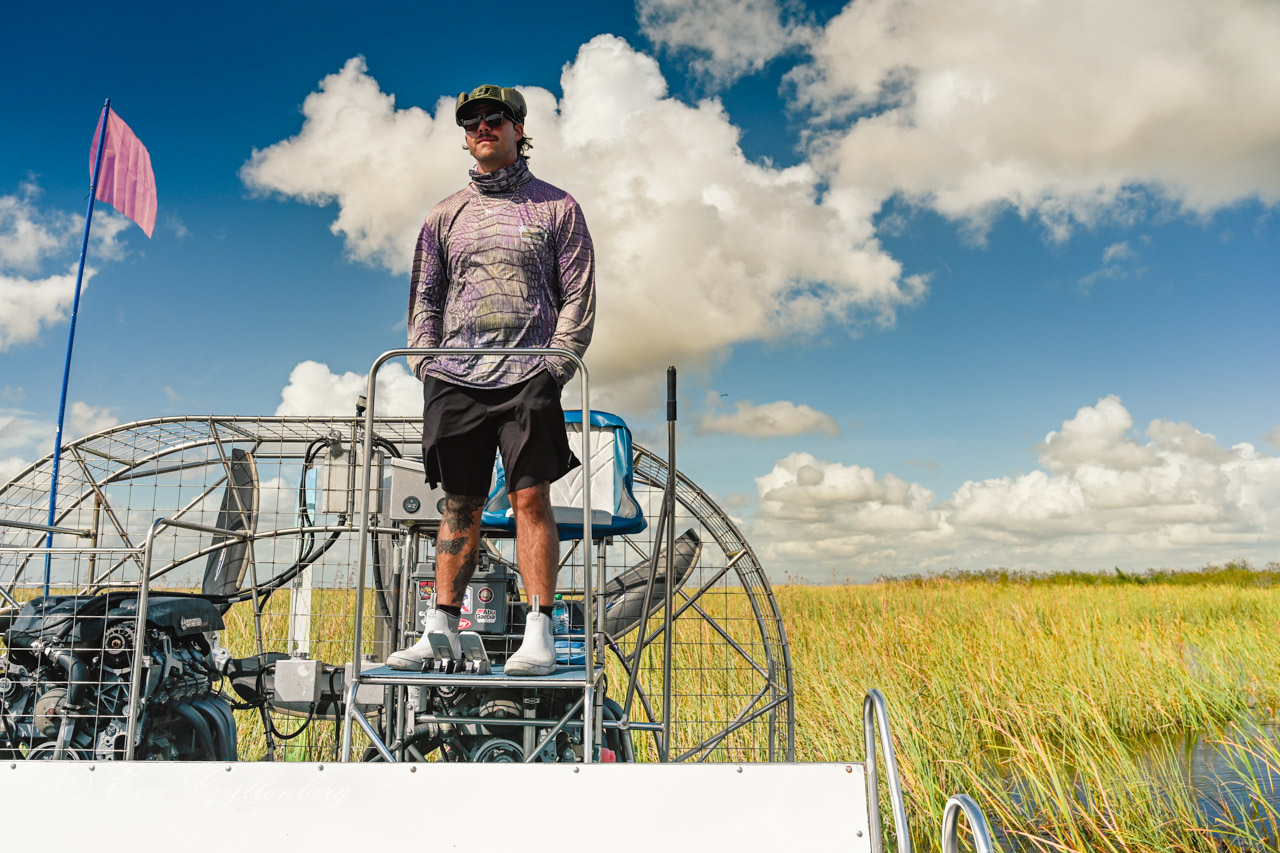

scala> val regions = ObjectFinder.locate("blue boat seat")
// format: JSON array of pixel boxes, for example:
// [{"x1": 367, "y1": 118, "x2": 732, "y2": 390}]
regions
[{"x1": 483, "y1": 410, "x2": 647, "y2": 540}]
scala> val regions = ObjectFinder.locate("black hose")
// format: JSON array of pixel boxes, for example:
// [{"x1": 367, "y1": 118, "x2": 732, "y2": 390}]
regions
[
  {"x1": 46, "y1": 649, "x2": 89, "y2": 710},
  {"x1": 174, "y1": 703, "x2": 218, "y2": 759},
  {"x1": 372, "y1": 435, "x2": 403, "y2": 459}
]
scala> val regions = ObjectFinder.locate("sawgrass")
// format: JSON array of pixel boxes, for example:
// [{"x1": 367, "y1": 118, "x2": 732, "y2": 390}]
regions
[{"x1": 777, "y1": 567, "x2": 1280, "y2": 852}]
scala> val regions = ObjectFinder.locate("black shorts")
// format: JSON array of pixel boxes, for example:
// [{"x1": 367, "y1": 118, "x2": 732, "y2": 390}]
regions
[{"x1": 420, "y1": 371, "x2": 579, "y2": 497}]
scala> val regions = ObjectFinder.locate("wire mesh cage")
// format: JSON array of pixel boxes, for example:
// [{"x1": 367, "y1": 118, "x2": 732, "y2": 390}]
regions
[{"x1": 0, "y1": 415, "x2": 793, "y2": 762}]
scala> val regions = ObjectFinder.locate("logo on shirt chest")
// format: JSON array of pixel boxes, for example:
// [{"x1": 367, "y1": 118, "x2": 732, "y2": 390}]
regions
[{"x1": 519, "y1": 225, "x2": 549, "y2": 247}]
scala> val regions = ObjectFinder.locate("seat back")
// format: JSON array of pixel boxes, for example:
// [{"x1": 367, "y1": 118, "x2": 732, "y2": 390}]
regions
[{"x1": 483, "y1": 410, "x2": 646, "y2": 540}]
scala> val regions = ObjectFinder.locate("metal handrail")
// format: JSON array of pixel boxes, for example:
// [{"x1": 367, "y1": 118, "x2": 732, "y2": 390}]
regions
[
  {"x1": 941, "y1": 794, "x2": 999, "y2": 853},
  {"x1": 341, "y1": 347, "x2": 594, "y2": 763},
  {"x1": 865, "y1": 688, "x2": 913, "y2": 853}
]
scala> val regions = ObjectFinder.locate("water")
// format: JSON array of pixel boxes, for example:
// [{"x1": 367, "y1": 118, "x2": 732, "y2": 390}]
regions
[
  {"x1": 990, "y1": 716, "x2": 1280, "y2": 851},
  {"x1": 1138, "y1": 717, "x2": 1280, "y2": 831}
]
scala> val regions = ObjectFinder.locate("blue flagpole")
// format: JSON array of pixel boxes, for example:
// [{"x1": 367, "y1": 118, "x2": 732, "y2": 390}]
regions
[{"x1": 43, "y1": 97, "x2": 111, "y2": 595}]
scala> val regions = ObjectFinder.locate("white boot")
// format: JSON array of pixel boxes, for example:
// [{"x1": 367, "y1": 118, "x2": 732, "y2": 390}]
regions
[
  {"x1": 387, "y1": 607, "x2": 461, "y2": 671},
  {"x1": 504, "y1": 611, "x2": 557, "y2": 676}
]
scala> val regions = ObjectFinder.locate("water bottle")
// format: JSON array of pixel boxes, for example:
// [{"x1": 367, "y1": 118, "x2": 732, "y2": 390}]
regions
[
  {"x1": 552, "y1": 595, "x2": 570, "y2": 635},
  {"x1": 552, "y1": 596, "x2": 582, "y2": 665}
]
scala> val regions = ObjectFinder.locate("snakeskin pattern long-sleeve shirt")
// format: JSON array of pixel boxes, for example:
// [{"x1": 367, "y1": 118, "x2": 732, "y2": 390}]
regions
[{"x1": 408, "y1": 158, "x2": 596, "y2": 388}]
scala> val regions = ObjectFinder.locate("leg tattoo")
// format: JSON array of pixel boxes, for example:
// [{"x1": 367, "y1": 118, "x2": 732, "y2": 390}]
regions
[
  {"x1": 435, "y1": 494, "x2": 485, "y2": 606},
  {"x1": 436, "y1": 535, "x2": 468, "y2": 556},
  {"x1": 442, "y1": 495, "x2": 485, "y2": 533},
  {"x1": 450, "y1": 546, "x2": 478, "y2": 600}
]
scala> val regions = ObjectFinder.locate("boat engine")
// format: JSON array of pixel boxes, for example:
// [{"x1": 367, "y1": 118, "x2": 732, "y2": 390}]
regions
[{"x1": 0, "y1": 593, "x2": 237, "y2": 761}]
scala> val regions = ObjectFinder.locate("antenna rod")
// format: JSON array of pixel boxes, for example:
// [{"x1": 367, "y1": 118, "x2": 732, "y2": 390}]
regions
[{"x1": 44, "y1": 98, "x2": 111, "y2": 596}]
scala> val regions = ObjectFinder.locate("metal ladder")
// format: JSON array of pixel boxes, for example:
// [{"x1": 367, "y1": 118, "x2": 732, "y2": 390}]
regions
[{"x1": 339, "y1": 346, "x2": 606, "y2": 763}]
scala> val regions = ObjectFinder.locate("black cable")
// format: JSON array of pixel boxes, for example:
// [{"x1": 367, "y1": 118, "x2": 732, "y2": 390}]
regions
[
  {"x1": 250, "y1": 665, "x2": 315, "y2": 740},
  {"x1": 263, "y1": 703, "x2": 316, "y2": 740},
  {"x1": 372, "y1": 529, "x2": 394, "y2": 631},
  {"x1": 372, "y1": 435, "x2": 403, "y2": 459}
]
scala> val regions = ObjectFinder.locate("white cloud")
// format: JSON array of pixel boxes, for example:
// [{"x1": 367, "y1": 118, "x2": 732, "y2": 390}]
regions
[
  {"x1": 0, "y1": 184, "x2": 75, "y2": 273},
  {"x1": 275, "y1": 360, "x2": 422, "y2": 417},
  {"x1": 0, "y1": 406, "x2": 53, "y2": 450},
  {"x1": 1079, "y1": 239, "x2": 1147, "y2": 290},
  {"x1": 0, "y1": 182, "x2": 132, "y2": 351},
  {"x1": 637, "y1": 0, "x2": 811, "y2": 84},
  {"x1": 1101, "y1": 242, "x2": 1134, "y2": 265},
  {"x1": 0, "y1": 401, "x2": 119, "y2": 486},
  {"x1": 751, "y1": 396, "x2": 1280, "y2": 581},
  {"x1": 0, "y1": 267, "x2": 83, "y2": 350},
  {"x1": 66, "y1": 401, "x2": 118, "y2": 440},
  {"x1": 241, "y1": 43, "x2": 924, "y2": 411},
  {"x1": 700, "y1": 396, "x2": 839, "y2": 437},
  {"x1": 0, "y1": 456, "x2": 28, "y2": 485},
  {"x1": 793, "y1": 0, "x2": 1280, "y2": 239}
]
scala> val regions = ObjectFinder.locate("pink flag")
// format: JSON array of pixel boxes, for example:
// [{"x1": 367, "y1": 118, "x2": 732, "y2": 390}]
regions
[{"x1": 90, "y1": 108, "x2": 157, "y2": 238}]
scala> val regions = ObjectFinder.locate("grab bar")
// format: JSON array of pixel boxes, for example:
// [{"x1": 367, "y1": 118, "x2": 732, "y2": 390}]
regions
[
  {"x1": 865, "y1": 688, "x2": 913, "y2": 853},
  {"x1": 941, "y1": 794, "x2": 998, "y2": 853}
]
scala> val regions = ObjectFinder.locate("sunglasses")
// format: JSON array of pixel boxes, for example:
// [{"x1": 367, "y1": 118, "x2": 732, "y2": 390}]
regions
[{"x1": 460, "y1": 111, "x2": 515, "y2": 132}]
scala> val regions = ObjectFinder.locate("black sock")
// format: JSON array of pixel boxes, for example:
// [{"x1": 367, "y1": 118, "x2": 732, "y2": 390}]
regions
[
  {"x1": 436, "y1": 604, "x2": 461, "y2": 618},
  {"x1": 536, "y1": 603, "x2": 555, "y2": 615}
]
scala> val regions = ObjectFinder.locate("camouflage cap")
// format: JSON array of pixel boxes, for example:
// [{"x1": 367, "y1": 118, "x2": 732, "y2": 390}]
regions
[{"x1": 455, "y1": 85, "x2": 527, "y2": 126}]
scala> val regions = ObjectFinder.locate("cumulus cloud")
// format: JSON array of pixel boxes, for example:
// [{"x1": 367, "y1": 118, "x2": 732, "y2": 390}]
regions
[
  {"x1": 751, "y1": 396, "x2": 1280, "y2": 581},
  {"x1": 0, "y1": 457, "x2": 28, "y2": 485},
  {"x1": 0, "y1": 182, "x2": 132, "y2": 351},
  {"x1": 637, "y1": 0, "x2": 811, "y2": 84},
  {"x1": 66, "y1": 401, "x2": 119, "y2": 439},
  {"x1": 0, "y1": 401, "x2": 120, "y2": 486},
  {"x1": 242, "y1": 42, "x2": 924, "y2": 410},
  {"x1": 792, "y1": 0, "x2": 1280, "y2": 240},
  {"x1": 275, "y1": 360, "x2": 422, "y2": 417},
  {"x1": 700, "y1": 396, "x2": 839, "y2": 437}
]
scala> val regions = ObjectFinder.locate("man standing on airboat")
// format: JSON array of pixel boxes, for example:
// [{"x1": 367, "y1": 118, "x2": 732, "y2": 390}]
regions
[{"x1": 388, "y1": 84, "x2": 596, "y2": 676}]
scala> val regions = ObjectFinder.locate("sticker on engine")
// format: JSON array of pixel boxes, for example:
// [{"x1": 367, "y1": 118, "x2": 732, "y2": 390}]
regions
[
  {"x1": 418, "y1": 580, "x2": 435, "y2": 601},
  {"x1": 461, "y1": 588, "x2": 473, "y2": 614},
  {"x1": 478, "y1": 587, "x2": 493, "y2": 603},
  {"x1": 475, "y1": 608, "x2": 497, "y2": 623},
  {"x1": 458, "y1": 618, "x2": 472, "y2": 630}
]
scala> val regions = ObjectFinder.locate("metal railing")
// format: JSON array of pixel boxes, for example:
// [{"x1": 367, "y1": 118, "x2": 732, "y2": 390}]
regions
[
  {"x1": 941, "y1": 794, "x2": 998, "y2": 853},
  {"x1": 865, "y1": 688, "x2": 913, "y2": 853},
  {"x1": 340, "y1": 347, "x2": 598, "y2": 762}
]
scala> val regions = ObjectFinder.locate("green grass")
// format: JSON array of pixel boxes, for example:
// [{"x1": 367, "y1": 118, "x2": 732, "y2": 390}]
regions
[{"x1": 778, "y1": 563, "x2": 1280, "y2": 852}]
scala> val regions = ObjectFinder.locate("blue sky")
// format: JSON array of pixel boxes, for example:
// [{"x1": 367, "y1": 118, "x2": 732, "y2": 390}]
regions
[{"x1": 2, "y1": 0, "x2": 1278, "y2": 581}]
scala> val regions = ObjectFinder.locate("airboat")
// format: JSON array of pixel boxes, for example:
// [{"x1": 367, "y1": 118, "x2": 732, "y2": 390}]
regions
[{"x1": 0, "y1": 349, "x2": 996, "y2": 852}]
